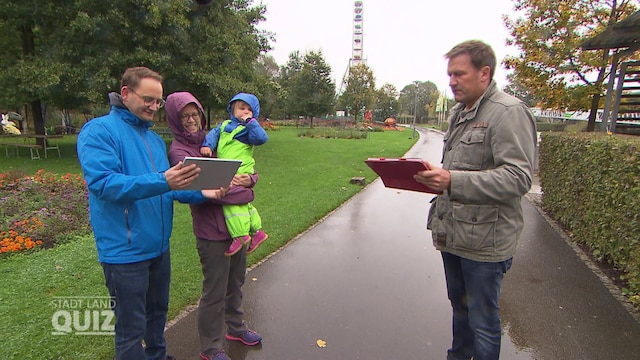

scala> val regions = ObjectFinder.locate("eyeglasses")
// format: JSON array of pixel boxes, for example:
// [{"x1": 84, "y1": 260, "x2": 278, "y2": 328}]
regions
[
  {"x1": 180, "y1": 113, "x2": 201, "y2": 121},
  {"x1": 128, "y1": 88, "x2": 166, "y2": 108}
]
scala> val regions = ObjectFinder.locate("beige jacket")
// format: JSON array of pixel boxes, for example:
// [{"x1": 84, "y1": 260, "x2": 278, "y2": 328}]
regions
[{"x1": 427, "y1": 81, "x2": 537, "y2": 262}]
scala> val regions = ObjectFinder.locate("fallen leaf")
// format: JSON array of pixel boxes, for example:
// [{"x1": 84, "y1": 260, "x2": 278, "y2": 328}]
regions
[
  {"x1": 316, "y1": 339, "x2": 327, "y2": 348},
  {"x1": 252, "y1": 277, "x2": 258, "y2": 281}
]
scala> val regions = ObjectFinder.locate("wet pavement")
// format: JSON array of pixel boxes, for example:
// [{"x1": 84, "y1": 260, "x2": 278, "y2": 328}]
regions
[{"x1": 166, "y1": 128, "x2": 640, "y2": 359}]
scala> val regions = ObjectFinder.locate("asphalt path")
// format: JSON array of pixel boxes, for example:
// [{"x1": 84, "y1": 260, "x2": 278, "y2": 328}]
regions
[{"x1": 166, "y1": 128, "x2": 640, "y2": 359}]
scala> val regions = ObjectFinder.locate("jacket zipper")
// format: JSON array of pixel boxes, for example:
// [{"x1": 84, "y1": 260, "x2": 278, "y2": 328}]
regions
[
  {"x1": 140, "y1": 128, "x2": 165, "y2": 253},
  {"x1": 125, "y1": 208, "x2": 131, "y2": 244}
]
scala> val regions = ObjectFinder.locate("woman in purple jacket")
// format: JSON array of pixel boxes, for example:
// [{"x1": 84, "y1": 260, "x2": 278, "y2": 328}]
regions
[{"x1": 165, "y1": 92, "x2": 262, "y2": 360}]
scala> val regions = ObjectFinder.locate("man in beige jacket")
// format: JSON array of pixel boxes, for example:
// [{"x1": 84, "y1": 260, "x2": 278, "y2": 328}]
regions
[{"x1": 415, "y1": 40, "x2": 537, "y2": 360}]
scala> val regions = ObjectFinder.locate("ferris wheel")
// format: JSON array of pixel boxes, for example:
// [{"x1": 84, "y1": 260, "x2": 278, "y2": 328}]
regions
[
  {"x1": 351, "y1": 0, "x2": 364, "y2": 67},
  {"x1": 339, "y1": 1, "x2": 366, "y2": 95}
]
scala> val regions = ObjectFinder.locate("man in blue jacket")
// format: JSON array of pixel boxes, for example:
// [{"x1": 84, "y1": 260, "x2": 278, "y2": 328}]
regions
[{"x1": 77, "y1": 67, "x2": 222, "y2": 360}]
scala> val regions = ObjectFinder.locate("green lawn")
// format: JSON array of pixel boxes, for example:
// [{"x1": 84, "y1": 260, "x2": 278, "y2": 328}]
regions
[
  {"x1": 1, "y1": 135, "x2": 82, "y2": 174},
  {"x1": 0, "y1": 127, "x2": 417, "y2": 359}
]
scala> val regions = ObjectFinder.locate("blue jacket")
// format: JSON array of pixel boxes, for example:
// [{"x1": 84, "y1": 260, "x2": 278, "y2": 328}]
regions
[
  {"x1": 203, "y1": 93, "x2": 268, "y2": 150},
  {"x1": 77, "y1": 93, "x2": 206, "y2": 264}
]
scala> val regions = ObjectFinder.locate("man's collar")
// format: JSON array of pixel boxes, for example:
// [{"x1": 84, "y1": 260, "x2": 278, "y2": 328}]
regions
[{"x1": 455, "y1": 80, "x2": 497, "y2": 123}]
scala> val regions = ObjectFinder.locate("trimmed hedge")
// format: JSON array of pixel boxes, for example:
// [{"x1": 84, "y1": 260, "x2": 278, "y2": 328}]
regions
[
  {"x1": 539, "y1": 132, "x2": 640, "y2": 306},
  {"x1": 536, "y1": 122, "x2": 567, "y2": 132}
]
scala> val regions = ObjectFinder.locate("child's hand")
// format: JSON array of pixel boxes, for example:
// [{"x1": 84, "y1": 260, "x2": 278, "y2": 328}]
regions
[
  {"x1": 201, "y1": 186, "x2": 229, "y2": 199},
  {"x1": 232, "y1": 174, "x2": 253, "y2": 187},
  {"x1": 200, "y1": 147, "x2": 213, "y2": 157},
  {"x1": 242, "y1": 112, "x2": 254, "y2": 124}
]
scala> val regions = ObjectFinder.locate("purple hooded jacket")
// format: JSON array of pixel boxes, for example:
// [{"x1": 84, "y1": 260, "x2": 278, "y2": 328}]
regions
[{"x1": 166, "y1": 91, "x2": 257, "y2": 241}]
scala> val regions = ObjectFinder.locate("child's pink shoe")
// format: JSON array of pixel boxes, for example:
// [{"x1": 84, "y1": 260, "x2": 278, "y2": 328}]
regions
[
  {"x1": 225, "y1": 235, "x2": 251, "y2": 256},
  {"x1": 247, "y1": 230, "x2": 268, "y2": 254}
]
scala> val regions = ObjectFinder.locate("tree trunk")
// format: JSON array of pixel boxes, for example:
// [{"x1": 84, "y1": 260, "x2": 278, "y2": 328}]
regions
[
  {"x1": 586, "y1": 1, "x2": 619, "y2": 132},
  {"x1": 586, "y1": 93, "x2": 600, "y2": 132},
  {"x1": 31, "y1": 100, "x2": 46, "y2": 146},
  {"x1": 22, "y1": 24, "x2": 47, "y2": 141}
]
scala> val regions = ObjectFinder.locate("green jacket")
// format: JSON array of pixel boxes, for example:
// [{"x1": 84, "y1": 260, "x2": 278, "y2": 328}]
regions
[{"x1": 427, "y1": 81, "x2": 537, "y2": 262}]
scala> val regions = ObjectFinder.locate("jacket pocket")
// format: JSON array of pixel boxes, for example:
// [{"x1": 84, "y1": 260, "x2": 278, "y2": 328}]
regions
[
  {"x1": 428, "y1": 197, "x2": 449, "y2": 247},
  {"x1": 452, "y1": 203, "x2": 498, "y2": 251},
  {"x1": 427, "y1": 197, "x2": 437, "y2": 230},
  {"x1": 452, "y1": 130, "x2": 486, "y2": 170}
]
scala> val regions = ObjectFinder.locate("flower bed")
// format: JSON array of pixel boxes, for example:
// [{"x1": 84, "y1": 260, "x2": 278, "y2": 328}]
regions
[{"x1": 0, "y1": 169, "x2": 90, "y2": 256}]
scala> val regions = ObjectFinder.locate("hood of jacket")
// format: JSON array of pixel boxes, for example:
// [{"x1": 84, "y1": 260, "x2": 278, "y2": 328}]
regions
[
  {"x1": 166, "y1": 91, "x2": 207, "y2": 146},
  {"x1": 227, "y1": 93, "x2": 260, "y2": 122},
  {"x1": 107, "y1": 91, "x2": 153, "y2": 129}
]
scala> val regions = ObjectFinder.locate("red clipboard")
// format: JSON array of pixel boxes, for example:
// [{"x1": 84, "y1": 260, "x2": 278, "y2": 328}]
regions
[{"x1": 364, "y1": 157, "x2": 442, "y2": 194}]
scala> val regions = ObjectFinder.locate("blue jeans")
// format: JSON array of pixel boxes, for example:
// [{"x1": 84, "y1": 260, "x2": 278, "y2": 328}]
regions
[
  {"x1": 102, "y1": 250, "x2": 171, "y2": 360},
  {"x1": 441, "y1": 252, "x2": 512, "y2": 360}
]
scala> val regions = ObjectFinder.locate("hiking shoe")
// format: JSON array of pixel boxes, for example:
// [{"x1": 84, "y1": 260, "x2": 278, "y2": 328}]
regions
[
  {"x1": 199, "y1": 351, "x2": 230, "y2": 360},
  {"x1": 225, "y1": 236, "x2": 248, "y2": 256},
  {"x1": 225, "y1": 329, "x2": 262, "y2": 346},
  {"x1": 247, "y1": 230, "x2": 268, "y2": 254}
]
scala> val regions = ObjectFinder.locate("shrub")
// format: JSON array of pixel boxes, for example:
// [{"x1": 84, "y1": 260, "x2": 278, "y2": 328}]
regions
[
  {"x1": 539, "y1": 132, "x2": 640, "y2": 307},
  {"x1": 566, "y1": 122, "x2": 588, "y2": 133},
  {"x1": 536, "y1": 122, "x2": 566, "y2": 132},
  {"x1": 259, "y1": 119, "x2": 279, "y2": 131},
  {"x1": 297, "y1": 127, "x2": 368, "y2": 139}
]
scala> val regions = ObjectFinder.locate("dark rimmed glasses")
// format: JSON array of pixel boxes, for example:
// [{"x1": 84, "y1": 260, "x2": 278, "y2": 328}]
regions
[
  {"x1": 128, "y1": 88, "x2": 166, "y2": 108},
  {"x1": 180, "y1": 112, "x2": 201, "y2": 121}
]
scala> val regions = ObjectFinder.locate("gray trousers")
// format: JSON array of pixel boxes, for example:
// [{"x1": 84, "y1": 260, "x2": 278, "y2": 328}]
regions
[{"x1": 196, "y1": 238, "x2": 249, "y2": 355}]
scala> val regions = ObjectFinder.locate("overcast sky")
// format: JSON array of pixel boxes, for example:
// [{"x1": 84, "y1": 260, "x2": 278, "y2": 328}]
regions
[{"x1": 259, "y1": 0, "x2": 522, "y2": 95}]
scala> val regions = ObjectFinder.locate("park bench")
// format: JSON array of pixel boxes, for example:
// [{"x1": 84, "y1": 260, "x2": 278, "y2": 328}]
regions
[
  {"x1": 2, "y1": 134, "x2": 62, "y2": 160},
  {"x1": 153, "y1": 127, "x2": 173, "y2": 138},
  {"x1": 4, "y1": 143, "x2": 43, "y2": 160}
]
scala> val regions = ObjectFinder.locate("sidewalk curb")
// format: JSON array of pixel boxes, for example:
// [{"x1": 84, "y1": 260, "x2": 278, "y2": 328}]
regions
[{"x1": 524, "y1": 192, "x2": 640, "y2": 324}]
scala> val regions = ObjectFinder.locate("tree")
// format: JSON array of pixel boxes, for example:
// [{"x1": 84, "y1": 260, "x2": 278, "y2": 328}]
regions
[
  {"x1": 253, "y1": 54, "x2": 285, "y2": 119},
  {"x1": 338, "y1": 63, "x2": 376, "y2": 122},
  {"x1": 0, "y1": 1, "x2": 85, "y2": 137},
  {"x1": 283, "y1": 50, "x2": 335, "y2": 125},
  {"x1": 163, "y1": 0, "x2": 270, "y2": 113},
  {"x1": 503, "y1": 73, "x2": 539, "y2": 107},
  {"x1": 279, "y1": 51, "x2": 303, "y2": 119},
  {"x1": 503, "y1": 0, "x2": 638, "y2": 131},
  {"x1": 0, "y1": 0, "x2": 269, "y2": 136},
  {"x1": 372, "y1": 83, "x2": 399, "y2": 121},
  {"x1": 398, "y1": 81, "x2": 438, "y2": 123}
]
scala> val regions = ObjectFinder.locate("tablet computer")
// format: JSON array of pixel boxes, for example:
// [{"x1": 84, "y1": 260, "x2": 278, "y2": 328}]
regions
[
  {"x1": 181, "y1": 157, "x2": 242, "y2": 190},
  {"x1": 364, "y1": 157, "x2": 442, "y2": 194}
]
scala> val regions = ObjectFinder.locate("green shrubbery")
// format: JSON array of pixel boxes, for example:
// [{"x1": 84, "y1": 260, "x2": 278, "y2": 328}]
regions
[
  {"x1": 297, "y1": 127, "x2": 369, "y2": 139},
  {"x1": 536, "y1": 122, "x2": 567, "y2": 132},
  {"x1": 539, "y1": 132, "x2": 640, "y2": 307}
]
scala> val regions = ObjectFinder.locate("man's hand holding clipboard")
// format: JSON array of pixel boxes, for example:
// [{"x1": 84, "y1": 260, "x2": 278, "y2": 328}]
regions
[
  {"x1": 413, "y1": 161, "x2": 451, "y2": 194},
  {"x1": 364, "y1": 158, "x2": 445, "y2": 194}
]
